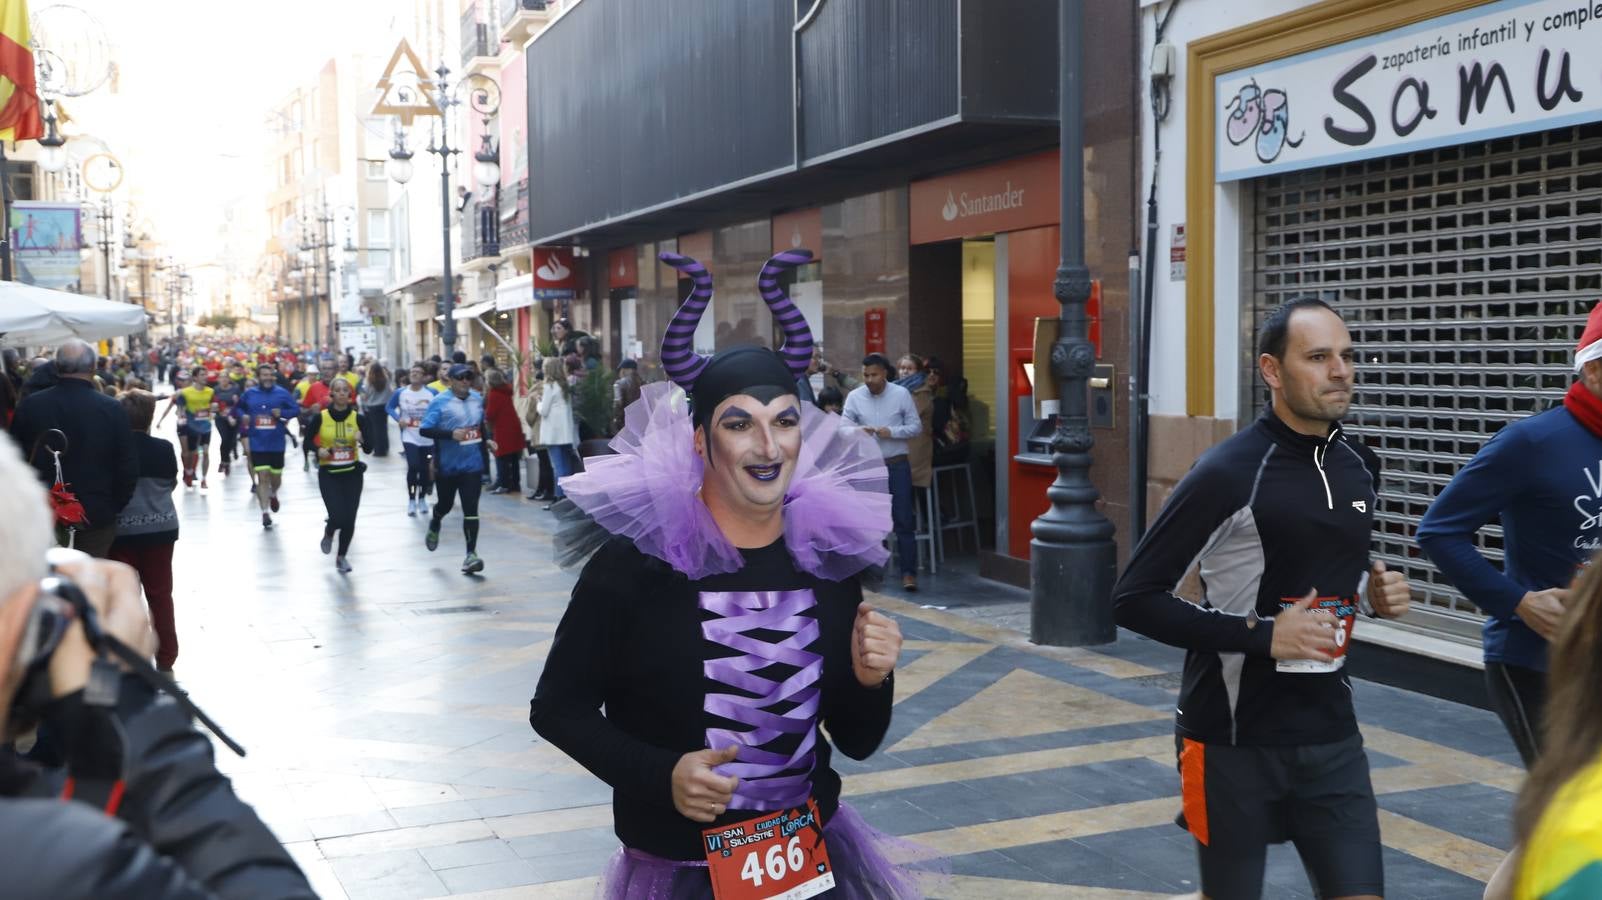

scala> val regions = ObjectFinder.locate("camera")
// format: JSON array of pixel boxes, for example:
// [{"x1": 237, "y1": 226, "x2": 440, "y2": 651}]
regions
[{"x1": 6, "y1": 573, "x2": 83, "y2": 735}]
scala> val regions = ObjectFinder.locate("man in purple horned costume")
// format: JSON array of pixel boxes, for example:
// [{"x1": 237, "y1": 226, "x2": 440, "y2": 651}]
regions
[{"x1": 531, "y1": 250, "x2": 933, "y2": 899}]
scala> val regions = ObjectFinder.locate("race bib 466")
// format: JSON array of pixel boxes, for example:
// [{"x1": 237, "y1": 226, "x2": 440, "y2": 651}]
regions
[{"x1": 702, "y1": 799, "x2": 834, "y2": 900}]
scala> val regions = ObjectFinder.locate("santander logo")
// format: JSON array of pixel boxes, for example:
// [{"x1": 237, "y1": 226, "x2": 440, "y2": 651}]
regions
[
  {"x1": 536, "y1": 254, "x2": 571, "y2": 282},
  {"x1": 942, "y1": 181, "x2": 1026, "y2": 223}
]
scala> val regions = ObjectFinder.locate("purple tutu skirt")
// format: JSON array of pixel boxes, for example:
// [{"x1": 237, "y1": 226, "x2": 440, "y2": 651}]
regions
[{"x1": 596, "y1": 803, "x2": 941, "y2": 900}]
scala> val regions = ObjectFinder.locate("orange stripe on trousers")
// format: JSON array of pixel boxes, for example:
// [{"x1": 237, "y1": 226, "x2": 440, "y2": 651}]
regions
[{"x1": 1179, "y1": 737, "x2": 1209, "y2": 846}]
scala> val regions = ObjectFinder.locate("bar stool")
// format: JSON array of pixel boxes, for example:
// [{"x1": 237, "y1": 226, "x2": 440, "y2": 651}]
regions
[
  {"x1": 931, "y1": 461, "x2": 981, "y2": 561},
  {"x1": 913, "y1": 484, "x2": 938, "y2": 574}
]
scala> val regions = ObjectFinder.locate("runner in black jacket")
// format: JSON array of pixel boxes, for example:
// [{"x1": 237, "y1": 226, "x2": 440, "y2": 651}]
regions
[{"x1": 1113, "y1": 298, "x2": 1412, "y2": 900}]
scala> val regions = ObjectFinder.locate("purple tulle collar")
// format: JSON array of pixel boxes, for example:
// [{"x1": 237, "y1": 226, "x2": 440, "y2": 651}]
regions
[{"x1": 557, "y1": 382, "x2": 891, "y2": 580}]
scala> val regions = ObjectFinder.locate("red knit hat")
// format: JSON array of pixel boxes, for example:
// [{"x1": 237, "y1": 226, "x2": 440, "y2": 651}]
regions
[{"x1": 1578, "y1": 300, "x2": 1602, "y2": 372}]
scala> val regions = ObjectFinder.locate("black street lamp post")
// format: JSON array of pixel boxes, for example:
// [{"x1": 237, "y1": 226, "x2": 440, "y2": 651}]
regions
[
  {"x1": 386, "y1": 62, "x2": 500, "y2": 358},
  {"x1": 95, "y1": 202, "x2": 115, "y2": 300},
  {"x1": 386, "y1": 64, "x2": 462, "y2": 356},
  {"x1": 1029, "y1": 0, "x2": 1118, "y2": 646}
]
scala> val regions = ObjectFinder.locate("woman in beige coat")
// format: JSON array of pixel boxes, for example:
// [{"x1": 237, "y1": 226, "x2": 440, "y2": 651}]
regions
[{"x1": 898, "y1": 353, "x2": 934, "y2": 489}]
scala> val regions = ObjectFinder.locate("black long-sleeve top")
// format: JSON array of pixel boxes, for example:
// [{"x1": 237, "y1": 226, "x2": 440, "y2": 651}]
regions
[
  {"x1": 1112, "y1": 409, "x2": 1381, "y2": 747},
  {"x1": 530, "y1": 536, "x2": 894, "y2": 861}
]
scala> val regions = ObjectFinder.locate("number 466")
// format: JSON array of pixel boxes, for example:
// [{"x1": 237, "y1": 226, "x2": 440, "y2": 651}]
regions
[{"x1": 741, "y1": 836, "x2": 806, "y2": 887}]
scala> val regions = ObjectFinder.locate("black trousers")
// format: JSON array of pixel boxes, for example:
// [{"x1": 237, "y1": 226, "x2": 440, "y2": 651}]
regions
[
  {"x1": 317, "y1": 467, "x2": 364, "y2": 556},
  {"x1": 362, "y1": 404, "x2": 390, "y2": 456},
  {"x1": 217, "y1": 417, "x2": 239, "y2": 463},
  {"x1": 533, "y1": 447, "x2": 555, "y2": 497},
  {"x1": 495, "y1": 450, "x2": 523, "y2": 491},
  {"x1": 1485, "y1": 661, "x2": 1546, "y2": 768}
]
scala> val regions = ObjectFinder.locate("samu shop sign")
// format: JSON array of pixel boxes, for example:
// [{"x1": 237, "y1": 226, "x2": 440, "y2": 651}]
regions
[{"x1": 1215, "y1": 0, "x2": 1602, "y2": 182}]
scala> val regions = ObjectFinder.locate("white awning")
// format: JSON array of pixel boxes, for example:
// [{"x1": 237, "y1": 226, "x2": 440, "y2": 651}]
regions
[
  {"x1": 494, "y1": 273, "x2": 534, "y2": 311},
  {"x1": 0, "y1": 282, "x2": 147, "y2": 347},
  {"x1": 451, "y1": 299, "x2": 498, "y2": 320}
]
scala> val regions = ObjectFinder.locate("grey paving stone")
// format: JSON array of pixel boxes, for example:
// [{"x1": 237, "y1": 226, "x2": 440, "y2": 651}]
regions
[
  {"x1": 1378, "y1": 783, "x2": 1518, "y2": 852},
  {"x1": 388, "y1": 800, "x2": 485, "y2": 828},
  {"x1": 508, "y1": 825, "x2": 620, "y2": 858},
  {"x1": 306, "y1": 809, "x2": 400, "y2": 840},
  {"x1": 419, "y1": 837, "x2": 518, "y2": 870},
  {"x1": 329, "y1": 849, "x2": 448, "y2": 900},
  {"x1": 435, "y1": 858, "x2": 541, "y2": 893}
]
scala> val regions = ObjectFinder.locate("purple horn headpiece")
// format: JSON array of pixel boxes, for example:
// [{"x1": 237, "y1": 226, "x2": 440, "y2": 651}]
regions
[
  {"x1": 658, "y1": 249, "x2": 816, "y2": 392},
  {"x1": 658, "y1": 252, "x2": 715, "y2": 390},
  {"x1": 757, "y1": 248, "x2": 817, "y2": 379}
]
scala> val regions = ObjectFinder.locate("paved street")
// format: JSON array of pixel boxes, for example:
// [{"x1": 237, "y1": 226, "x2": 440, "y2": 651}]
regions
[{"x1": 162, "y1": 427, "x2": 1520, "y2": 899}]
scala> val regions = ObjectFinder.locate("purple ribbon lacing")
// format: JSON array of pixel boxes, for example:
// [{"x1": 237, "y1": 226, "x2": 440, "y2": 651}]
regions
[{"x1": 699, "y1": 589, "x2": 821, "y2": 811}]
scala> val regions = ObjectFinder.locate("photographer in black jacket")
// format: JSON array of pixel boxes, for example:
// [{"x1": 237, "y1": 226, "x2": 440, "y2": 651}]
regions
[{"x1": 0, "y1": 436, "x2": 313, "y2": 899}]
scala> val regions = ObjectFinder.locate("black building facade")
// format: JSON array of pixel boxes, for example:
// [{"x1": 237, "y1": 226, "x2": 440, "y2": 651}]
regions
[{"x1": 524, "y1": 0, "x2": 1140, "y2": 582}]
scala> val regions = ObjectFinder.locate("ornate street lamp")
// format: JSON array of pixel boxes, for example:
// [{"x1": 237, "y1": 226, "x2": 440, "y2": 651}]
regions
[{"x1": 385, "y1": 60, "x2": 500, "y2": 356}]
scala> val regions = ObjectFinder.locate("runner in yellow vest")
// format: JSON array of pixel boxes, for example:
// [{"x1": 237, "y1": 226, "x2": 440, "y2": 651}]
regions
[
  {"x1": 157, "y1": 366, "x2": 217, "y2": 489},
  {"x1": 312, "y1": 378, "x2": 370, "y2": 573}
]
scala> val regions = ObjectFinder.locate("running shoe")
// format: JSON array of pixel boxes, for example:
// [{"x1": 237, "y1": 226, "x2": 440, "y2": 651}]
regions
[
  {"x1": 183, "y1": 471, "x2": 194, "y2": 488},
  {"x1": 269, "y1": 495, "x2": 280, "y2": 513},
  {"x1": 462, "y1": 553, "x2": 484, "y2": 574},
  {"x1": 261, "y1": 513, "x2": 273, "y2": 530},
  {"x1": 425, "y1": 527, "x2": 439, "y2": 552},
  {"x1": 335, "y1": 556, "x2": 352, "y2": 573},
  {"x1": 320, "y1": 532, "x2": 334, "y2": 555},
  {"x1": 407, "y1": 497, "x2": 418, "y2": 517},
  {"x1": 418, "y1": 498, "x2": 429, "y2": 516},
  {"x1": 200, "y1": 478, "x2": 208, "y2": 490}
]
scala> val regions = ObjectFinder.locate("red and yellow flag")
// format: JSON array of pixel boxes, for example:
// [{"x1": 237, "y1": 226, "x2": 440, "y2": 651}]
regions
[{"x1": 0, "y1": 0, "x2": 40, "y2": 143}]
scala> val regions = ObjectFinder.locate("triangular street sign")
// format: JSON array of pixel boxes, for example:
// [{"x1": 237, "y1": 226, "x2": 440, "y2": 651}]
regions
[{"x1": 371, "y1": 39, "x2": 440, "y2": 125}]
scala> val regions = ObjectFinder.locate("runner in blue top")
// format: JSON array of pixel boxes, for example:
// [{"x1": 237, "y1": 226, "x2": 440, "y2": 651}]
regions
[
  {"x1": 417, "y1": 364, "x2": 496, "y2": 573},
  {"x1": 237, "y1": 363, "x2": 300, "y2": 529}
]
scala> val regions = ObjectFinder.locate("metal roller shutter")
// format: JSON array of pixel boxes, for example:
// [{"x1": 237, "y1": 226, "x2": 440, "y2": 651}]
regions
[{"x1": 1248, "y1": 123, "x2": 1602, "y2": 640}]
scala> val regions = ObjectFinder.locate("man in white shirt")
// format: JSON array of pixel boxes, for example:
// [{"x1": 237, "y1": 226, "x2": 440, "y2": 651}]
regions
[{"x1": 843, "y1": 353, "x2": 924, "y2": 590}]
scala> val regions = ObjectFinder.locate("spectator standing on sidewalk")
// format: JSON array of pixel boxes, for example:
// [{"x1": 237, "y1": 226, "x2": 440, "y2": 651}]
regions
[
  {"x1": 108, "y1": 389, "x2": 180, "y2": 673},
  {"x1": 611, "y1": 359, "x2": 642, "y2": 435},
  {"x1": 524, "y1": 367, "x2": 555, "y2": 502},
  {"x1": 359, "y1": 362, "x2": 393, "y2": 457},
  {"x1": 8, "y1": 340, "x2": 138, "y2": 558},
  {"x1": 843, "y1": 353, "x2": 923, "y2": 591},
  {"x1": 485, "y1": 368, "x2": 526, "y2": 495},
  {"x1": 897, "y1": 352, "x2": 934, "y2": 491},
  {"x1": 538, "y1": 356, "x2": 579, "y2": 508}
]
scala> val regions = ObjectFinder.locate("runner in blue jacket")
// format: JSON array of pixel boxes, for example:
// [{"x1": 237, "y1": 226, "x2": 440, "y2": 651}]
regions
[
  {"x1": 418, "y1": 364, "x2": 495, "y2": 573},
  {"x1": 236, "y1": 364, "x2": 299, "y2": 529}
]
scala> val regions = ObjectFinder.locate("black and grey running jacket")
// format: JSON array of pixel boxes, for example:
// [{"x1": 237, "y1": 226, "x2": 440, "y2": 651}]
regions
[{"x1": 1112, "y1": 408, "x2": 1381, "y2": 746}]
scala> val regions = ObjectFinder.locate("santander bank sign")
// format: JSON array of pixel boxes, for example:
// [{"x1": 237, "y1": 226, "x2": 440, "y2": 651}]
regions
[
  {"x1": 942, "y1": 182, "x2": 1028, "y2": 222},
  {"x1": 911, "y1": 151, "x2": 1059, "y2": 244}
]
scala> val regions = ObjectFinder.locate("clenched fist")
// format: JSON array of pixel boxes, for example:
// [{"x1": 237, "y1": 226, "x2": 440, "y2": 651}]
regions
[
  {"x1": 672, "y1": 745, "x2": 740, "y2": 823},
  {"x1": 851, "y1": 604, "x2": 902, "y2": 688},
  {"x1": 1367, "y1": 560, "x2": 1410, "y2": 618}
]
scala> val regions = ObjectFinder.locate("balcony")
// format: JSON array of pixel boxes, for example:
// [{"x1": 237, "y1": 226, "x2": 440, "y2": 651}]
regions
[
  {"x1": 498, "y1": 176, "x2": 530, "y2": 250},
  {"x1": 500, "y1": 0, "x2": 558, "y2": 49},
  {"x1": 460, "y1": 3, "x2": 498, "y2": 75},
  {"x1": 465, "y1": 202, "x2": 500, "y2": 266}
]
